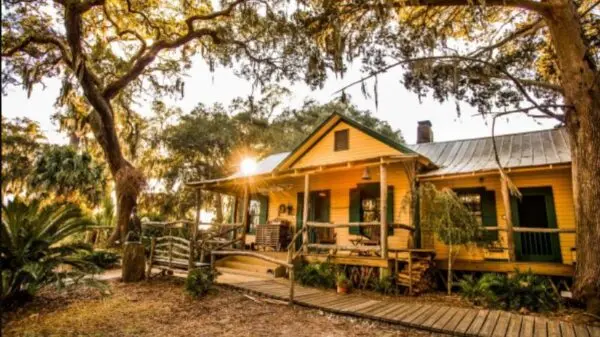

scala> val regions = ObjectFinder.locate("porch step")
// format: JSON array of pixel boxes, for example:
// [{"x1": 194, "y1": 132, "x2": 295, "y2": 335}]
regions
[{"x1": 215, "y1": 256, "x2": 287, "y2": 277}]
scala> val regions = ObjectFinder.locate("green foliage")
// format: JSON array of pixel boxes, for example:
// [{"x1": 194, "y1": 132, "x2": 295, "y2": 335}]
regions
[
  {"x1": 295, "y1": 261, "x2": 337, "y2": 289},
  {"x1": 336, "y1": 272, "x2": 350, "y2": 288},
  {"x1": 29, "y1": 145, "x2": 106, "y2": 207},
  {"x1": 80, "y1": 250, "x2": 120, "y2": 270},
  {"x1": 418, "y1": 183, "x2": 483, "y2": 246},
  {"x1": 1, "y1": 117, "x2": 45, "y2": 196},
  {"x1": 185, "y1": 268, "x2": 220, "y2": 298},
  {"x1": 458, "y1": 271, "x2": 560, "y2": 312},
  {"x1": 371, "y1": 276, "x2": 400, "y2": 296},
  {"x1": 1, "y1": 198, "x2": 102, "y2": 308}
]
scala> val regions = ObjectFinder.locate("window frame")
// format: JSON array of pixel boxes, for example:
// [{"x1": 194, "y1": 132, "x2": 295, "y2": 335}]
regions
[{"x1": 334, "y1": 129, "x2": 349, "y2": 151}]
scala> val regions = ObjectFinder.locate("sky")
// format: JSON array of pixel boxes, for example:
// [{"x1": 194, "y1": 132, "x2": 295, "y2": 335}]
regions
[{"x1": 1, "y1": 58, "x2": 559, "y2": 146}]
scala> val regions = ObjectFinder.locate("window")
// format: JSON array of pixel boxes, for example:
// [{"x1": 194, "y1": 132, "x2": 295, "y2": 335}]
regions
[
  {"x1": 455, "y1": 189, "x2": 499, "y2": 242},
  {"x1": 334, "y1": 129, "x2": 349, "y2": 151},
  {"x1": 457, "y1": 193, "x2": 483, "y2": 226},
  {"x1": 248, "y1": 195, "x2": 268, "y2": 234}
]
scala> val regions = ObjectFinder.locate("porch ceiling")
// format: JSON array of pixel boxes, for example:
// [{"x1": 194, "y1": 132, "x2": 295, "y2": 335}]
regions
[{"x1": 186, "y1": 154, "x2": 421, "y2": 192}]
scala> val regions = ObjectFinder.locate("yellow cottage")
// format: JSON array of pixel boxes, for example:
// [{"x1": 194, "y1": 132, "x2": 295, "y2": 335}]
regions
[{"x1": 188, "y1": 112, "x2": 575, "y2": 279}]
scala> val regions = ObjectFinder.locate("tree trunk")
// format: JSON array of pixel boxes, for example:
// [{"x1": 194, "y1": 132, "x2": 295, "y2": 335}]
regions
[
  {"x1": 122, "y1": 242, "x2": 146, "y2": 282},
  {"x1": 544, "y1": 1, "x2": 600, "y2": 315}
]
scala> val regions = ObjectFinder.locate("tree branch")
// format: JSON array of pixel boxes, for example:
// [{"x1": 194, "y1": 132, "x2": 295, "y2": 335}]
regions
[
  {"x1": 102, "y1": 28, "x2": 221, "y2": 100},
  {"x1": 335, "y1": 55, "x2": 566, "y2": 121},
  {"x1": 469, "y1": 18, "x2": 545, "y2": 58},
  {"x1": 2, "y1": 34, "x2": 72, "y2": 66},
  {"x1": 185, "y1": 0, "x2": 247, "y2": 29}
]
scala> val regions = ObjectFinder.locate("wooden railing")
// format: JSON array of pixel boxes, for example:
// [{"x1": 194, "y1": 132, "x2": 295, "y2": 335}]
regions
[
  {"x1": 480, "y1": 226, "x2": 576, "y2": 260},
  {"x1": 303, "y1": 222, "x2": 415, "y2": 258}
]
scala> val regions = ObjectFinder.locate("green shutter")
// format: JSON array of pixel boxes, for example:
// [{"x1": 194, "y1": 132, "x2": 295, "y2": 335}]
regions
[
  {"x1": 349, "y1": 188, "x2": 360, "y2": 234},
  {"x1": 296, "y1": 192, "x2": 304, "y2": 249},
  {"x1": 481, "y1": 190, "x2": 498, "y2": 242},
  {"x1": 258, "y1": 194, "x2": 269, "y2": 225},
  {"x1": 387, "y1": 186, "x2": 394, "y2": 236}
]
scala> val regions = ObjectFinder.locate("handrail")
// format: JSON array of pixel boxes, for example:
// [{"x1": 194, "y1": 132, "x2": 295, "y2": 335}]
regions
[
  {"x1": 482, "y1": 227, "x2": 576, "y2": 233},
  {"x1": 142, "y1": 220, "x2": 195, "y2": 228},
  {"x1": 305, "y1": 221, "x2": 414, "y2": 232}
]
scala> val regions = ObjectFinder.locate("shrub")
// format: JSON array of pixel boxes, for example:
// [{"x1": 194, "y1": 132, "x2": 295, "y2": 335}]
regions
[
  {"x1": 185, "y1": 268, "x2": 219, "y2": 298},
  {"x1": 371, "y1": 275, "x2": 400, "y2": 296},
  {"x1": 459, "y1": 271, "x2": 560, "y2": 312},
  {"x1": 1, "y1": 198, "x2": 103, "y2": 308},
  {"x1": 336, "y1": 272, "x2": 350, "y2": 288},
  {"x1": 81, "y1": 250, "x2": 120, "y2": 270},
  {"x1": 295, "y1": 262, "x2": 336, "y2": 289}
]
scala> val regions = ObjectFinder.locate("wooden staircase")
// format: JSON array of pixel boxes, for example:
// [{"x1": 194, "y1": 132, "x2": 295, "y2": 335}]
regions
[{"x1": 215, "y1": 254, "x2": 287, "y2": 278}]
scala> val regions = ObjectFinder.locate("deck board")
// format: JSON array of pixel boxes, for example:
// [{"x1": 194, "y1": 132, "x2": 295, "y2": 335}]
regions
[
  {"x1": 431, "y1": 307, "x2": 459, "y2": 332},
  {"x1": 454, "y1": 309, "x2": 479, "y2": 335},
  {"x1": 507, "y1": 314, "x2": 523, "y2": 337},
  {"x1": 492, "y1": 311, "x2": 511, "y2": 337},
  {"x1": 442, "y1": 308, "x2": 469, "y2": 332},
  {"x1": 466, "y1": 309, "x2": 489, "y2": 336},
  {"x1": 479, "y1": 310, "x2": 501, "y2": 337},
  {"x1": 534, "y1": 317, "x2": 548, "y2": 337},
  {"x1": 573, "y1": 324, "x2": 590, "y2": 337},
  {"x1": 560, "y1": 321, "x2": 576, "y2": 337},
  {"x1": 220, "y1": 277, "x2": 595, "y2": 337},
  {"x1": 420, "y1": 306, "x2": 451, "y2": 330},
  {"x1": 520, "y1": 316, "x2": 534, "y2": 337}
]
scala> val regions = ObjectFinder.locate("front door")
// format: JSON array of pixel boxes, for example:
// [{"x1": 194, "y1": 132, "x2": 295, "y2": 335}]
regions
[
  {"x1": 511, "y1": 187, "x2": 562, "y2": 262},
  {"x1": 296, "y1": 190, "x2": 330, "y2": 247}
]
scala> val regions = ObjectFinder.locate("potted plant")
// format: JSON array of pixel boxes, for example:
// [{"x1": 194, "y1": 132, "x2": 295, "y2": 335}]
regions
[{"x1": 336, "y1": 273, "x2": 350, "y2": 294}]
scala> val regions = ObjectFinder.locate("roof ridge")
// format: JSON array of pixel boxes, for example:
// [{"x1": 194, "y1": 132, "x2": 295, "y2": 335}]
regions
[{"x1": 408, "y1": 126, "x2": 565, "y2": 147}]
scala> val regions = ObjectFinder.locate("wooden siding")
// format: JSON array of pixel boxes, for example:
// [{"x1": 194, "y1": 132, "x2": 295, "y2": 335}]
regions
[
  {"x1": 423, "y1": 166, "x2": 575, "y2": 265},
  {"x1": 266, "y1": 163, "x2": 413, "y2": 250},
  {"x1": 291, "y1": 121, "x2": 403, "y2": 169}
]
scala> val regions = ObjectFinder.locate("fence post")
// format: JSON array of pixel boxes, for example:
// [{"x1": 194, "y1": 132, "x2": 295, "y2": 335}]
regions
[
  {"x1": 210, "y1": 253, "x2": 216, "y2": 271},
  {"x1": 289, "y1": 267, "x2": 295, "y2": 305},
  {"x1": 147, "y1": 237, "x2": 156, "y2": 278}
]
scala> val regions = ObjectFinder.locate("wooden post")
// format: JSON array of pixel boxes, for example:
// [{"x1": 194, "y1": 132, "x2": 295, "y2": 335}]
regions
[
  {"x1": 289, "y1": 268, "x2": 295, "y2": 305},
  {"x1": 147, "y1": 237, "x2": 156, "y2": 278},
  {"x1": 168, "y1": 228, "x2": 173, "y2": 269},
  {"x1": 302, "y1": 174, "x2": 310, "y2": 255},
  {"x1": 380, "y1": 163, "x2": 388, "y2": 259},
  {"x1": 240, "y1": 182, "x2": 250, "y2": 250},
  {"x1": 501, "y1": 176, "x2": 516, "y2": 262},
  {"x1": 190, "y1": 189, "x2": 201, "y2": 270},
  {"x1": 210, "y1": 253, "x2": 216, "y2": 271},
  {"x1": 408, "y1": 250, "x2": 413, "y2": 295}
]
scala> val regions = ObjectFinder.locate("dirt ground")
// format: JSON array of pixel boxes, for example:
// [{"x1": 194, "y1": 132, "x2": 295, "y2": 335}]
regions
[{"x1": 2, "y1": 277, "x2": 435, "y2": 337}]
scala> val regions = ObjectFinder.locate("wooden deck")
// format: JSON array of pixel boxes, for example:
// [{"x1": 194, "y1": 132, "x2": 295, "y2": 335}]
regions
[
  {"x1": 218, "y1": 277, "x2": 598, "y2": 337},
  {"x1": 436, "y1": 260, "x2": 575, "y2": 277}
]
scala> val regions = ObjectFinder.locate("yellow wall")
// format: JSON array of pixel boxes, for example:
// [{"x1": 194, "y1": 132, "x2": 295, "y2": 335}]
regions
[
  {"x1": 265, "y1": 163, "x2": 414, "y2": 250},
  {"x1": 291, "y1": 121, "x2": 402, "y2": 169},
  {"x1": 423, "y1": 167, "x2": 575, "y2": 265}
]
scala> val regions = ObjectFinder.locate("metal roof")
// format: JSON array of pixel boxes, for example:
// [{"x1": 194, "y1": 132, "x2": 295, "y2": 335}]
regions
[
  {"x1": 408, "y1": 127, "x2": 571, "y2": 177},
  {"x1": 228, "y1": 152, "x2": 291, "y2": 179}
]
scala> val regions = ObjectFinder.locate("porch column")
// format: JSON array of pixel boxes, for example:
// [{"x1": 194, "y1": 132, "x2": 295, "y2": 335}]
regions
[
  {"x1": 232, "y1": 194, "x2": 239, "y2": 225},
  {"x1": 240, "y1": 182, "x2": 250, "y2": 250},
  {"x1": 190, "y1": 189, "x2": 201, "y2": 269},
  {"x1": 302, "y1": 174, "x2": 310, "y2": 255},
  {"x1": 501, "y1": 176, "x2": 516, "y2": 262},
  {"x1": 380, "y1": 163, "x2": 388, "y2": 259}
]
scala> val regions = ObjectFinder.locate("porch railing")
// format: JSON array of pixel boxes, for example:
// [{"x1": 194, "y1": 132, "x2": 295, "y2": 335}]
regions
[{"x1": 287, "y1": 222, "x2": 415, "y2": 259}]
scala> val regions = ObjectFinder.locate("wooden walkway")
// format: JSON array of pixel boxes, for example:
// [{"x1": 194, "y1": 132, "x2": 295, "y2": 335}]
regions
[{"x1": 219, "y1": 278, "x2": 599, "y2": 337}]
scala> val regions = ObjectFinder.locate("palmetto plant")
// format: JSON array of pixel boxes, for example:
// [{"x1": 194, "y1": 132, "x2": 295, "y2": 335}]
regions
[{"x1": 1, "y1": 198, "x2": 102, "y2": 307}]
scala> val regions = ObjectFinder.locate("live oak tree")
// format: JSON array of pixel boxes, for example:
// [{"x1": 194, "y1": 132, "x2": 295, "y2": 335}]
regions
[
  {"x1": 295, "y1": 0, "x2": 599, "y2": 313},
  {"x1": 1, "y1": 0, "x2": 307, "y2": 244},
  {"x1": 1, "y1": 117, "x2": 46, "y2": 197}
]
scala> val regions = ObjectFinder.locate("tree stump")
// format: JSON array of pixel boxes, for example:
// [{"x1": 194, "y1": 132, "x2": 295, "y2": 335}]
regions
[{"x1": 122, "y1": 242, "x2": 146, "y2": 282}]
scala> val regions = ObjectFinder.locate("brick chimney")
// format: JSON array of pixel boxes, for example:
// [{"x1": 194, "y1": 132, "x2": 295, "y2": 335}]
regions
[{"x1": 417, "y1": 120, "x2": 433, "y2": 144}]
